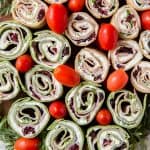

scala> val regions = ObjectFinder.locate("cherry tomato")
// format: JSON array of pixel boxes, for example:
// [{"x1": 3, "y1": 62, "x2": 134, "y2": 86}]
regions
[
  {"x1": 107, "y1": 69, "x2": 128, "y2": 91},
  {"x1": 54, "y1": 65, "x2": 80, "y2": 87},
  {"x1": 98, "y1": 24, "x2": 118, "y2": 51},
  {"x1": 15, "y1": 54, "x2": 33, "y2": 73},
  {"x1": 46, "y1": 4, "x2": 68, "y2": 34},
  {"x1": 14, "y1": 137, "x2": 40, "y2": 150},
  {"x1": 96, "y1": 109, "x2": 112, "y2": 125},
  {"x1": 49, "y1": 101, "x2": 67, "y2": 119},
  {"x1": 68, "y1": 0, "x2": 85, "y2": 12},
  {"x1": 140, "y1": 10, "x2": 150, "y2": 30}
]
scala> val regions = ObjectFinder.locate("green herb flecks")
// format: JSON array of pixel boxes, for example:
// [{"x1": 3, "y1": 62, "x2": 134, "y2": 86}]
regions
[
  {"x1": 128, "y1": 94, "x2": 150, "y2": 149},
  {"x1": 0, "y1": 116, "x2": 19, "y2": 150},
  {"x1": 0, "y1": 0, "x2": 12, "y2": 17}
]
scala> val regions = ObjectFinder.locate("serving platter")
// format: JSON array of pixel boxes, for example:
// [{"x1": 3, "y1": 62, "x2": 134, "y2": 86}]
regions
[{"x1": 0, "y1": 0, "x2": 150, "y2": 150}]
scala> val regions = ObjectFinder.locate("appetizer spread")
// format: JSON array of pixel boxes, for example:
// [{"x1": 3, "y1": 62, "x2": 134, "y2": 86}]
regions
[{"x1": 0, "y1": 0, "x2": 150, "y2": 150}]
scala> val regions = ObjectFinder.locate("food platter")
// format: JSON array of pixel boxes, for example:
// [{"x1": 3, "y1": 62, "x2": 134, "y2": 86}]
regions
[{"x1": 0, "y1": 0, "x2": 150, "y2": 150}]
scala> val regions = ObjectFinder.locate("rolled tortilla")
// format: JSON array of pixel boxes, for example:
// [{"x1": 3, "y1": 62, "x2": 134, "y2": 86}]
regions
[
  {"x1": 111, "y1": 5, "x2": 141, "y2": 39},
  {"x1": 109, "y1": 40, "x2": 143, "y2": 71},
  {"x1": 65, "y1": 82, "x2": 105, "y2": 125},
  {"x1": 45, "y1": 119, "x2": 84, "y2": 150},
  {"x1": 0, "y1": 61, "x2": 21, "y2": 102},
  {"x1": 86, "y1": 0, "x2": 119, "y2": 19},
  {"x1": 86, "y1": 125, "x2": 130, "y2": 150},
  {"x1": 7, "y1": 97, "x2": 50, "y2": 138},
  {"x1": 139, "y1": 30, "x2": 150, "y2": 60},
  {"x1": 126, "y1": 0, "x2": 150, "y2": 11},
  {"x1": 11, "y1": 0, "x2": 48, "y2": 29},
  {"x1": 107, "y1": 90, "x2": 146, "y2": 129},
  {"x1": 22, "y1": 65, "x2": 63, "y2": 102},
  {"x1": 0, "y1": 21, "x2": 32, "y2": 60},
  {"x1": 131, "y1": 61, "x2": 150, "y2": 93},
  {"x1": 75, "y1": 47, "x2": 110, "y2": 83},
  {"x1": 30, "y1": 30, "x2": 71, "y2": 70},
  {"x1": 65, "y1": 12, "x2": 99, "y2": 46}
]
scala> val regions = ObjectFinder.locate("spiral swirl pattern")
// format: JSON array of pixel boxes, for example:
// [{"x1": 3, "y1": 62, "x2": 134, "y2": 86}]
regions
[
  {"x1": 11, "y1": 0, "x2": 48, "y2": 29},
  {"x1": 75, "y1": 47, "x2": 110, "y2": 83},
  {"x1": 127, "y1": 0, "x2": 150, "y2": 11},
  {"x1": 107, "y1": 90, "x2": 146, "y2": 129},
  {"x1": 109, "y1": 40, "x2": 143, "y2": 71},
  {"x1": 131, "y1": 61, "x2": 150, "y2": 93},
  {"x1": 45, "y1": 119, "x2": 84, "y2": 150},
  {"x1": 65, "y1": 82, "x2": 105, "y2": 125},
  {"x1": 86, "y1": 125, "x2": 130, "y2": 150},
  {"x1": 65, "y1": 12, "x2": 98, "y2": 46},
  {"x1": 23, "y1": 65, "x2": 63, "y2": 102},
  {"x1": 111, "y1": 5, "x2": 141, "y2": 39},
  {"x1": 7, "y1": 97, "x2": 50, "y2": 138},
  {"x1": 86, "y1": 0, "x2": 119, "y2": 18},
  {"x1": 0, "y1": 21, "x2": 32, "y2": 60},
  {"x1": 0, "y1": 61, "x2": 20, "y2": 101},
  {"x1": 30, "y1": 30, "x2": 71, "y2": 69},
  {"x1": 139, "y1": 30, "x2": 150, "y2": 60}
]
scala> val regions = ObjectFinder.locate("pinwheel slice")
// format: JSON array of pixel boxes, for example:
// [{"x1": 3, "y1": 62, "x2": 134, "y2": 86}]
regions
[
  {"x1": 11, "y1": 0, "x2": 48, "y2": 29},
  {"x1": 126, "y1": 0, "x2": 150, "y2": 11},
  {"x1": 86, "y1": 0, "x2": 119, "y2": 19},
  {"x1": 139, "y1": 30, "x2": 150, "y2": 60},
  {"x1": 86, "y1": 125, "x2": 130, "y2": 150},
  {"x1": 107, "y1": 90, "x2": 147, "y2": 129},
  {"x1": 0, "y1": 61, "x2": 20, "y2": 102},
  {"x1": 44, "y1": 0, "x2": 67, "y2": 4},
  {"x1": 7, "y1": 97, "x2": 50, "y2": 138},
  {"x1": 111, "y1": 5, "x2": 141, "y2": 39},
  {"x1": 0, "y1": 21, "x2": 32, "y2": 61},
  {"x1": 131, "y1": 61, "x2": 150, "y2": 93},
  {"x1": 109, "y1": 40, "x2": 143, "y2": 71},
  {"x1": 75, "y1": 47, "x2": 110, "y2": 83},
  {"x1": 65, "y1": 12, "x2": 99, "y2": 46},
  {"x1": 22, "y1": 65, "x2": 63, "y2": 102},
  {"x1": 30, "y1": 30, "x2": 71, "y2": 70},
  {"x1": 65, "y1": 82, "x2": 105, "y2": 125},
  {"x1": 45, "y1": 119, "x2": 84, "y2": 150}
]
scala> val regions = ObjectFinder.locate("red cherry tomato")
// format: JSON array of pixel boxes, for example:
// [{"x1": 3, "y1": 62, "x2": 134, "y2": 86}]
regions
[
  {"x1": 107, "y1": 69, "x2": 128, "y2": 91},
  {"x1": 98, "y1": 23, "x2": 118, "y2": 51},
  {"x1": 96, "y1": 109, "x2": 112, "y2": 125},
  {"x1": 46, "y1": 4, "x2": 68, "y2": 34},
  {"x1": 140, "y1": 10, "x2": 150, "y2": 30},
  {"x1": 15, "y1": 54, "x2": 33, "y2": 73},
  {"x1": 54, "y1": 65, "x2": 80, "y2": 87},
  {"x1": 14, "y1": 137, "x2": 40, "y2": 150},
  {"x1": 49, "y1": 101, "x2": 67, "y2": 119},
  {"x1": 68, "y1": 0, "x2": 85, "y2": 12}
]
